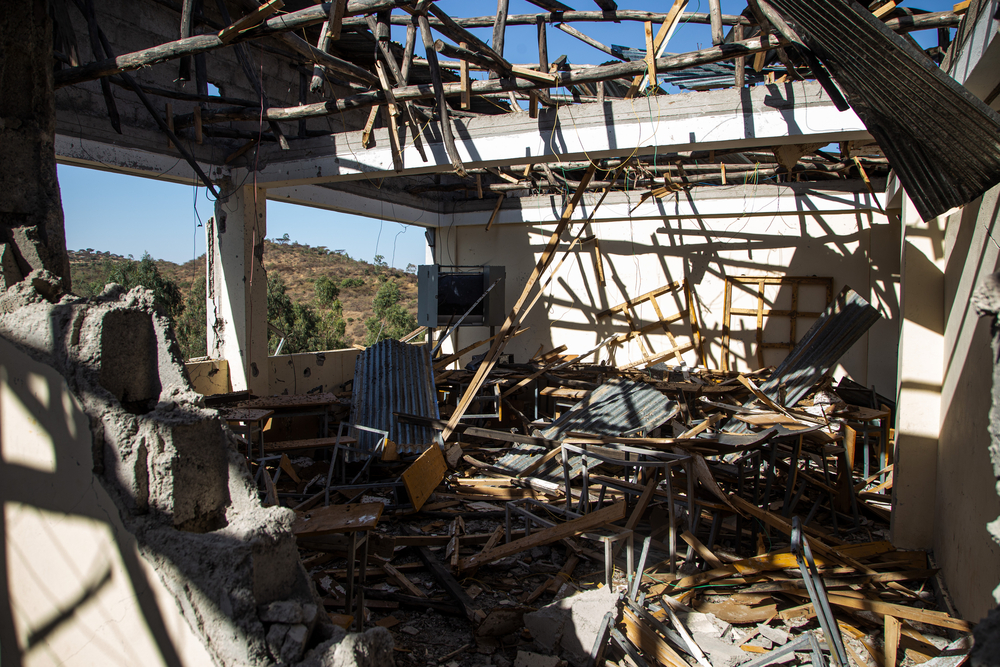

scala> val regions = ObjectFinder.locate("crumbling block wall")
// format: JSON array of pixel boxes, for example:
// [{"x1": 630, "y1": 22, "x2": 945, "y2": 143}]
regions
[
  {"x1": 1, "y1": 0, "x2": 71, "y2": 291},
  {"x1": 450, "y1": 182, "x2": 899, "y2": 393},
  {"x1": 0, "y1": 281, "x2": 394, "y2": 666}
]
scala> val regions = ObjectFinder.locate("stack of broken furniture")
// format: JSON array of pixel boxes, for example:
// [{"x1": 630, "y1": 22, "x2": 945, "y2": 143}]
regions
[{"x1": 249, "y1": 290, "x2": 971, "y2": 667}]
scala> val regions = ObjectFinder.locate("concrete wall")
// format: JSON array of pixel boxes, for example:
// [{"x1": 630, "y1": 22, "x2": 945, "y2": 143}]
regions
[
  {"x1": 937, "y1": 183, "x2": 1000, "y2": 622},
  {"x1": 269, "y1": 348, "x2": 361, "y2": 396},
  {"x1": 446, "y1": 184, "x2": 898, "y2": 393},
  {"x1": 0, "y1": 336, "x2": 214, "y2": 666}
]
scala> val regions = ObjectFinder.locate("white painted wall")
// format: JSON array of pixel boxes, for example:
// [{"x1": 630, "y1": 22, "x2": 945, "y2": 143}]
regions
[
  {"x1": 0, "y1": 337, "x2": 213, "y2": 666},
  {"x1": 445, "y1": 184, "x2": 897, "y2": 393}
]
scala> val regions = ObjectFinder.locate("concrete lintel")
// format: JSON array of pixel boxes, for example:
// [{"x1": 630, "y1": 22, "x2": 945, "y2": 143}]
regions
[
  {"x1": 55, "y1": 133, "x2": 226, "y2": 186},
  {"x1": 267, "y1": 183, "x2": 440, "y2": 227},
  {"x1": 441, "y1": 182, "x2": 885, "y2": 227},
  {"x1": 251, "y1": 81, "x2": 871, "y2": 188}
]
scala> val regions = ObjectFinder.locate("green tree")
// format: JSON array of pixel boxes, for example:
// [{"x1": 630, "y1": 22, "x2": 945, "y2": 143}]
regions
[
  {"x1": 174, "y1": 276, "x2": 207, "y2": 359},
  {"x1": 268, "y1": 274, "x2": 349, "y2": 354},
  {"x1": 86, "y1": 252, "x2": 185, "y2": 319},
  {"x1": 363, "y1": 279, "x2": 419, "y2": 346},
  {"x1": 314, "y1": 275, "x2": 340, "y2": 307}
]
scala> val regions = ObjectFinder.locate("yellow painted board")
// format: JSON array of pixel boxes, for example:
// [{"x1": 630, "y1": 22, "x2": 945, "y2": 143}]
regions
[{"x1": 402, "y1": 445, "x2": 448, "y2": 512}]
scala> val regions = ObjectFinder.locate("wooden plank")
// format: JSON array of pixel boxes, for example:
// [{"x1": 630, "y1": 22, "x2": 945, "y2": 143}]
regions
[
  {"x1": 459, "y1": 41, "x2": 471, "y2": 110},
  {"x1": 598, "y1": 280, "x2": 684, "y2": 317},
  {"x1": 680, "y1": 530, "x2": 724, "y2": 569},
  {"x1": 622, "y1": 607, "x2": 689, "y2": 667},
  {"x1": 383, "y1": 562, "x2": 426, "y2": 597},
  {"x1": 441, "y1": 164, "x2": 597, "y2": 442},
  {"x1": 885, "y1": 615, "x2": 901, "y2": 667},
  {"x1": 708, "y1": 0, "x2": 723, "y2": 45},
  {"x1": 402, "y1": 444, "x2": 448, "y2": 511},
  {"x1": 292, "y1": 502, "x2": 383, "y2": 537},
  {"x1": 279, "y1": 453, "x2": 302, "y2": 484},
  {"x1": 218, "y1": 0, "x2": 284, "y2": 43},
  {"x1": 625, "y1": 0, "x2": 687, "y2": 97},
  {"x1": 486, "y1": 194, "x2": 504, "y2": 231},
  {"x1": 411, "y1": 539, "x2": 485, "y2": 622},
  {"x1": 807, "y1": 593, "x2": 972, "y2": 632},
  {"x1": 644, "y1": 21, "x2": 657, "y2": 88},
  {"x1": 460, "y1": 500, "x2": 626, "y2": 571}
]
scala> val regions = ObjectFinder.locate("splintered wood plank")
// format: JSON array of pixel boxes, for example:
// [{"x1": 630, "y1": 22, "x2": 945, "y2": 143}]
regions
[
  {"x1": 459, "y1": 500, "x2": 625, "y2": 571},
  {"x1": 680, "y1": 530, "x2": 724, "y2": 569},
  {"x1": 402, "y1": 444, "x2": 448, "y2": 511},
  {"x1": 885, "y1": 615, "x2": 901, "y2": 667},
  {"x1": 383, "y1": 562, "x2": 426, "y2": 597},
  {"x1": 292, "y1": 502, "x2": 383, "y2": 537}
]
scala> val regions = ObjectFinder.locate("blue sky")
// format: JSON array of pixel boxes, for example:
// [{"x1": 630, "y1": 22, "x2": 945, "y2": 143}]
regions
[{"x1": 58, "y1": 0, "x2": 956, "y2": 267}]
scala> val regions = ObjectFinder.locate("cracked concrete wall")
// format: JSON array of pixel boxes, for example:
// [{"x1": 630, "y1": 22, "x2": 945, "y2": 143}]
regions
[
  {"x1": 0, "y1": 280, "x2": 394, "y2": 667},
  {"x1": 0, "y1": 0, "x2": 71, "y2": 291},
  {"x1": 0, "y1": 6, "x2": 393, "y2": 661}
]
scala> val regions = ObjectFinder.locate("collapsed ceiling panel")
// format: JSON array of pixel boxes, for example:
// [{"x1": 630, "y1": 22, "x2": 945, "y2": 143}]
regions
[{"x1": 765, "y1": 0, "x2": 1000, "y2": 220}]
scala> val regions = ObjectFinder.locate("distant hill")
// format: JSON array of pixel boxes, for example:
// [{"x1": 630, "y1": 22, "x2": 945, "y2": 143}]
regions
[{"x1": 68, "y1": 241, "x2": 419, "y2": 345}]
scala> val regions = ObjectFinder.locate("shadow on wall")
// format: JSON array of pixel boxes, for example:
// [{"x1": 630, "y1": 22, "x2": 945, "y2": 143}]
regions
[
  {"x1": 0, "y1": 332, "x2": 205, "y2": 666},
  {"x1": 0, "y1": 286, "x2": 391, "y2": 667},
  {"x1": 537, "y1": 200, "x2": 896, "y2": 380}
]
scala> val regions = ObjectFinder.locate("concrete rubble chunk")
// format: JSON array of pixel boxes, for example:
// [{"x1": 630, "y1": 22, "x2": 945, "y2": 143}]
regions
[
  {"x1": 691, "y1": 632, "x2": 751, "y2": 667},
  {"x1": 680, "y1": 611, "x2": 730, "y2": 637},
  {"x1": 514, "y1": 651, "x2": 562, "y2": 667},
  {"x1": 758, "y1": 624, "x2": 790, "y2": 645},
  {"x1": 523, "y1": 585, "x2": 617, "y2": 667},
  {"x1": 281, "y1": 623, "x2": 310, "y2": 663},
  {"x1": 261, "y1": 600, "x2": 306, "y2": 624},
  {"x1": 267, "y1": 622, "x2": 291, "y2": 658}
]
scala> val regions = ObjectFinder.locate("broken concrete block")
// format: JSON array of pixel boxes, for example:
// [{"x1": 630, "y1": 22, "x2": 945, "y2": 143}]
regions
[
  {"x1": 0, "y1": 243, "x2": 22, "y2": 291},
  {"x1": 514, "y1": 651, "x2": 562, "y2": 667},
  {"x1": 266, "y1": 622, "x2": 290, "y2": 658},
  {"x1": 401, "y1": 625, "x2": 420, "y2": 636},
  {"x1": 329, "y1": 626, "x2": 395, "y2": 667},
  {"x1": 523, "y1": 585, "x2": 617, "y2": 667},
  {"x1": 260, "y1": 600, "x2": 305, "y2": 624},
  {"x1": 680, "y1": 611, "x2": 730, "y2": 637},
  {"x1": 280, "y1": 623, "x2": 310, "y2": 663},
  {"x1": 758, "y1": 624, "x2": 789, "y2": 645},
  {"x1": 691, "y1": 632, "x2": 750, "y2": 667}
]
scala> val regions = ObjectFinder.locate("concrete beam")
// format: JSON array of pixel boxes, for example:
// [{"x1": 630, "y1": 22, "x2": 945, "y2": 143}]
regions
[
  {"x1": 442, "y1": 181, "x2": 885, "y2": 227},
  {"x1": 55, "y1": 134, "x2": 225, "y2": 186},
  {"x1": 267, "y1": 182, "x2": 440, "y2": 226},
  {"x1": 251, "y1": 81, "x2": 871, "y2": 188}
]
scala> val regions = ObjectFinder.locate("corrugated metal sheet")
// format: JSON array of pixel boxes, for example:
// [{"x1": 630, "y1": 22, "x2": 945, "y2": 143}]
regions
[
  {"x1": 727, "y1": 286, "x2": 881, "y2": 433},
  {"x1": 538, "y1": 376, "x2": 679, "y2": 440},
  {"x1": 350, "y1": 339, "x2": 440, "y2": 457},
  {"x1": 766, "y1": 0, "x2": 1000, "y2": 221},
  {"x1": 494, "y1": 377, "x2": 679, "y2": 482}
]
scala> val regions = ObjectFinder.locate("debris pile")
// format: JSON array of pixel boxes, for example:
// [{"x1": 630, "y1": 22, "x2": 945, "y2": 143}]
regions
[{"x1": 226, "y1": 286, "x2": 974, "y2": 667}]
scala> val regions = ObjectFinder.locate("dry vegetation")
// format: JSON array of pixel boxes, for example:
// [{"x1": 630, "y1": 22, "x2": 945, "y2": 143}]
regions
[{"x1": 68, "y1": 241, "x2": 419, "y2": 344}]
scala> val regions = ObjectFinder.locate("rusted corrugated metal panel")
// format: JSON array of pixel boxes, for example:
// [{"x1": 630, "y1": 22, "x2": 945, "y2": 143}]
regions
[
  {"x1": 350, "y1": 339, "x2": 439, "y2": 457},
  {"x1": 495, "y1": 377, "x2": 679, "y2": 481},
  {"x1": 767, "y1": 0, "x2": 1000, "y2": 221},
  {"x1": 538, "y1": 376, "x2": 679, "y2": 440},
  {"x1": 727, "y1": 286, "x2": 880, "y2": 433}
]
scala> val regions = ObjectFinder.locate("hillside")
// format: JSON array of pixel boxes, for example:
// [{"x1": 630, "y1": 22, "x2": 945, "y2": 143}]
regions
[{"x1": 68, "y1": 241, "x2": 419, "y2": 345}]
